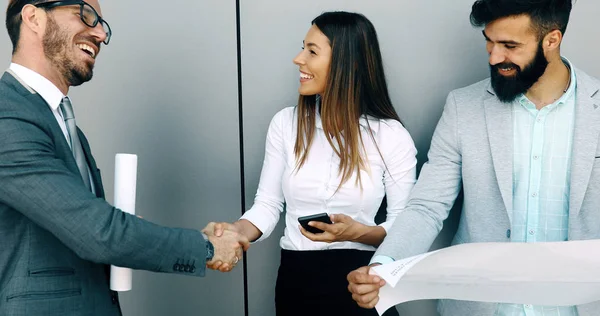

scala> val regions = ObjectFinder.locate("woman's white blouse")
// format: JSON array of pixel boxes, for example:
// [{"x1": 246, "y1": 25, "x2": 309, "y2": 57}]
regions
[{"x1": 241, "y1": 107, "x2": 417, "y2": 251}]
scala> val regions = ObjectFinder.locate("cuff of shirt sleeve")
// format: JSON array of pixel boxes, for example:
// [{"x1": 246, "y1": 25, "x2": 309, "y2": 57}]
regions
[
  {"x1": 370, "y1": 255, "x2": 395, "y2": 266},
  {"x1": 378, "y1": 220, "x2": 394, "y2": 234},
  {"x1": 239, "y1": 212, "x2": 270, "y2": 243}
]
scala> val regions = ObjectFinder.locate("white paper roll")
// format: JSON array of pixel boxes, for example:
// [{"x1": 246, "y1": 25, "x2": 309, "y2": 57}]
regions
[{"x1": 110, "y1": 153, "x2": 138, "y2": 292}]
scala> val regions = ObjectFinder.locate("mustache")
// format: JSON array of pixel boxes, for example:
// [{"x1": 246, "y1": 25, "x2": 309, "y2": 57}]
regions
[{"x1": 490, "y1": 62, "x2": 521, "y2": 72}]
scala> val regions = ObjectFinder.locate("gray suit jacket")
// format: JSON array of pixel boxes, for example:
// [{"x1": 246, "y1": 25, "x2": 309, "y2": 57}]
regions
[
  {"x1": 0, "y1": 72, "x2": 208, "y2": 316},
  {"x1": 376, "y1": 68, "x2": 600, "y2": 316}
]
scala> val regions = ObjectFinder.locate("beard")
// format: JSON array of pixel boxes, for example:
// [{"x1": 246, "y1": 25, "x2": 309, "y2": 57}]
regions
[
  {"x1": 490, "y1": 41, "x2": 548, "y2": 103},
  {"x1": 43, "y1": 15, "x2": 94, "y2": 87}
]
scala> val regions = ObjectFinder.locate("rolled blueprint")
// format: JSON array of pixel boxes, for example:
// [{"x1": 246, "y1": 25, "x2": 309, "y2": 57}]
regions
[
  {"x1": 109, "y1": 154, "x2": 138, "y2": 291},
  {"x1": 371, "y1": 240, "x2": 600, "y2": 315}
]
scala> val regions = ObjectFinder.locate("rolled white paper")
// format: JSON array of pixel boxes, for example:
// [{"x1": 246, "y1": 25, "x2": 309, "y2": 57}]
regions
[
  {"x1": 371, "y1": 240, "x2": 600, "y2": 315},
  {"x1": 110, "y1": 153, "x2": 138, "y2": 292}
]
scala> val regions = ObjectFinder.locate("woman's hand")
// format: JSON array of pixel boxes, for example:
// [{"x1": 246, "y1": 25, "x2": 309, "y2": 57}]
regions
[
  {"x1": 299, "y1": 214, "x2": 366, "y2": 243},
  {"x1": 299, "y1": 214, "x2": 387, "y2": 246}
]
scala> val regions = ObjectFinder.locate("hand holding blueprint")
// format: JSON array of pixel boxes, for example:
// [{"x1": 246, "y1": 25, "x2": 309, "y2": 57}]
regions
[{"x1": 370, "y1": 240, "x2": 600, "y2": 315}]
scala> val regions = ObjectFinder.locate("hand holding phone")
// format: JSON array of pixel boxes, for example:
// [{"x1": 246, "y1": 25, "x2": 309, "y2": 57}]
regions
[{"x1": 298, "y1": 213, "x2": 332, "y2": 234}]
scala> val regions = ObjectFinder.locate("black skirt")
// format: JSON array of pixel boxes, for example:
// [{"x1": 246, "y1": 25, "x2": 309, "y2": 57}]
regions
[{"x1": 275, "y1": 249, "x2": 400, "y2": 316}]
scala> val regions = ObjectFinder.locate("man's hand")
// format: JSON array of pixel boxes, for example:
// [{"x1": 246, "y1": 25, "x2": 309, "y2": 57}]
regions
[
  {"x1": 347, "y1": 265, "x2": 386, "y2": 309},
  {"x1": 204, "y1": 229, "x2": 249, "y2": 272},
  {"x1": 299, "y1": 214, "x2": 365, "y2": 243}
]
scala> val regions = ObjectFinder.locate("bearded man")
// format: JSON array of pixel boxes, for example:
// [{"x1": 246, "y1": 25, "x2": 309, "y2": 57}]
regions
[{"x1": 348, "y1": 1, "x2": 600, "y2": 315}]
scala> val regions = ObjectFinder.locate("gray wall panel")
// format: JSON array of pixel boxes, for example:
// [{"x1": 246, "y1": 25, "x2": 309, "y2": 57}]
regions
[
  {"x1": 563, "y1": 1, "x2": 600, "y2": 77},
  {"x1": 84, "y1": 1, "x2": 245, "y2": 315}
]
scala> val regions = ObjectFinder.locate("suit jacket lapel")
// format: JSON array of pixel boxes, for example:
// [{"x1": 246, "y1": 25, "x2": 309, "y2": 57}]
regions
[
  {"x1": 3, "y1": 71, "x2": 104, "y2": 198},
  {"x1": 2, "y1": 71, "x2": 83, "y2": 179},
  {"x1": 484, "y1": 83, "x2": 514, "y2": 224},
  {"x1": 569, "y1": 70, "x2": 600, "y2": 217}
]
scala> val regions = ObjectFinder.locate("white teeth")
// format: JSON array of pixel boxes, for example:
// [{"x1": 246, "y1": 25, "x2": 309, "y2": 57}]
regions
[
  {"x1": 300, "y1": 73, "x2": 314, "y2": 79},
  {"x1": 76, "y1": 44, "x2": 96, "y2": 58}
]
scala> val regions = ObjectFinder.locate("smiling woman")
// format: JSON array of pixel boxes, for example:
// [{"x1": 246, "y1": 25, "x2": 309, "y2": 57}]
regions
[
  {"x1": 293, "y1": 25, "x2": 331, "y2": 96},
  {"x1": 208, "y1": 10, "x2": 417, "y2": 316}
]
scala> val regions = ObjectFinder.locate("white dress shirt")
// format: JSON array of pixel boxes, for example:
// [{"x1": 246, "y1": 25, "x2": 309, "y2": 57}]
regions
[{"x1": 241, "y1": 106, "x2": 417, "y2": 251}]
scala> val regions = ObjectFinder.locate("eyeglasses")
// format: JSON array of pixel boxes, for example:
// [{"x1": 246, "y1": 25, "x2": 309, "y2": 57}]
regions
[{"x1": 35, "y1": 0, "x2": 112, "y2": 45}]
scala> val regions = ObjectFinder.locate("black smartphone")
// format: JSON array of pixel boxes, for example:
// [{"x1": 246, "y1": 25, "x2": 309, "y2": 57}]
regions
[{"x1": 298, "y1": 213, "x2": 333, "y2": 234}]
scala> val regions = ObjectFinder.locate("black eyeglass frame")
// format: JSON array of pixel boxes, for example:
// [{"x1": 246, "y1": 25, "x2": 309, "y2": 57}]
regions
[{"x1": 35, "y1": 0, "x2": 111, "y2": 45}]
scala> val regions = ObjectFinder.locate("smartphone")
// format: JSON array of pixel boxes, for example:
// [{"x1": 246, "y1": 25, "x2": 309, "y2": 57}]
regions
[{"x1": 298, "y1": 213, "x2": 333, "y2": 234}]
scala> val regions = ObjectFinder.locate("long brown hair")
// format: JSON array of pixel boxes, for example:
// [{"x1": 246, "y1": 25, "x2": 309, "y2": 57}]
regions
[{"x1": 294, "y1": 11, "x2": 401, "y2": 189}]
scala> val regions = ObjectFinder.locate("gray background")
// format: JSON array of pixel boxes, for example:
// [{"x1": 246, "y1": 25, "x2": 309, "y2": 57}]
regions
[{"x1": 0, "y1": 0, "x2": 598, "y2": 315}]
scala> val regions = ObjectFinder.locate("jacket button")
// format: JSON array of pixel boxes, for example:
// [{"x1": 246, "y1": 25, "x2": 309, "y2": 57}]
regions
[
  {"x1": 190, "y1": 265, "x2": 196, "y2": 273},
  {"x1": 506, "y1": 229, "x2": 511, "y2": 239},
  {"x1": 184, "y1": 264, "x2": 190, "y2": 272},
  {"x1": 173, "y1": 263, "x2": 180, "y2": 271}
]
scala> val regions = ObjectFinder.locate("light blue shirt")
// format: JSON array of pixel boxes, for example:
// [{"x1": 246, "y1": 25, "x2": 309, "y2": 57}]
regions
[{"x1": 496, "y1": 58, "x2": 578, "y2": 316}]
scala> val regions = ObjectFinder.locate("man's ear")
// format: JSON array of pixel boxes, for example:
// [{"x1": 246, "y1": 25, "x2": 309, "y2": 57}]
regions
[
  {"x1": 543, "y1": 29, "x2": 563, "y2": 52},
  {"x1": 20, "y1": 4, "x2": 46, "y2": 37}
]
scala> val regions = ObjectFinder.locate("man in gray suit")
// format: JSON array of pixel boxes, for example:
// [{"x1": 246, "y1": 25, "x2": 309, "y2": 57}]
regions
[
  {"x1": 349, "y1": 0, "x2": 600, "y2": 315},
  {"x1": 0, "y1": 1, "x2": 249, "y2": 315}
]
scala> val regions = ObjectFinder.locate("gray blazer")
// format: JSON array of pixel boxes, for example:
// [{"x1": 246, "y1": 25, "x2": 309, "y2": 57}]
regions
[
  {"x1": 0, "y1": 72, "x2": 208, "y2": 316},
  {"x1": 376, "y1": 68, "x2": 600, "y2": 316}
]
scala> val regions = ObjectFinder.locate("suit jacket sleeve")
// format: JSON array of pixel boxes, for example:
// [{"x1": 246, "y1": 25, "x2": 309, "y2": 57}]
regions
[
  {"x1": 375, "y1": 92, "x2": 463, "y2": 260},
  {"x1": 0, "y1": 111, "x2": 208, "y2": 277}
]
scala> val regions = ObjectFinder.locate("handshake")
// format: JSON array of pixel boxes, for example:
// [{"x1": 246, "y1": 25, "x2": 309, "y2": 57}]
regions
[{"x1": 201, "y1": 222, "x2": 250, "y2": 272}]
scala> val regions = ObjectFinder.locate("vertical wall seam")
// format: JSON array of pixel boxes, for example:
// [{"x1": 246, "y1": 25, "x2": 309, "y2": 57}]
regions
[{"x1": 235, "y1": 0, "x2": 250, "y2": 315}]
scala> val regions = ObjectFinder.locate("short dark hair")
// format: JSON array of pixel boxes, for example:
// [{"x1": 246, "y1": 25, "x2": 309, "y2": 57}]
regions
[
  {"x1": 6, "y1": 0, "x2": 50, "y2": 54},
  {"x1": 470, "y1": 0, "x2": 573, "y2": 39}
]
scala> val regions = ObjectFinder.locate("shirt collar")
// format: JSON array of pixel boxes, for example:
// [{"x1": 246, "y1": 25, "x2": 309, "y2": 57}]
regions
[
  {"x1": 517, "y1": 56, "x2": 577, "y2": 108},
  {"x1": 9, "y1": 63, "x2": 65, "y2": 111},
  {"x1": 559, "y1": 56, "x2": 577, "y2": 102}
]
